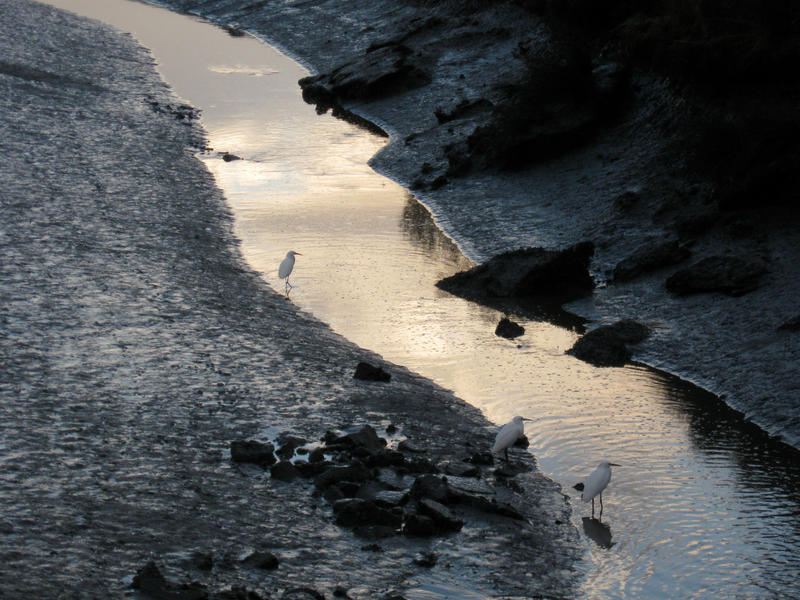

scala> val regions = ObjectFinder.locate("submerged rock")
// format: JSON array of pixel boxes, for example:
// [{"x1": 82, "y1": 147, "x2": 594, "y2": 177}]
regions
[
  {"x1": 567, "y1": 319, "x2": 650, "y2": 367},
  {"x1": 666, "y1": 255, "x2": 768, "y2": 296},
  {"x1": 436, "y1": 242, "x2": 595, "y2": 307},
  {"x1": 495, "y1": 317, "x2": 525, "y2": 339}
]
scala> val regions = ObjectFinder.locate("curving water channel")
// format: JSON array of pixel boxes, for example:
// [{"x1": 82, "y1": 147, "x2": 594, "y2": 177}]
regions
[{"x1": 43, "y1": 1, "x2": 800, "y2": 598}]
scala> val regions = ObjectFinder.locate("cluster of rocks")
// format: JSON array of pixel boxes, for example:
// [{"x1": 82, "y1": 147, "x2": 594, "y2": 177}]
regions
[{"x1": 231, "y1": 424, "x2": 531, "y2": 541}]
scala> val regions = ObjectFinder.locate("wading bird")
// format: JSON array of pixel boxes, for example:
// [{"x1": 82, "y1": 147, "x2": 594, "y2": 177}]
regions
[
  {"x1": 578, "y1": 461, "x2": 620, "y2": 518},
  {"x1": 492, "y1": 416, "x2": 532, "y2": 462},
  {"x1": 278, "y1": 250, "x2": 301, "y2": 293}
]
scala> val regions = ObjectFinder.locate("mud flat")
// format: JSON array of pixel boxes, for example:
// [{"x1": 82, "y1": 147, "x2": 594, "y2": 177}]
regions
[
  {"x1": 152, "y1": 0, "x2": 800, "y2": 449},
  {"x1": 0, "y1": 1, "x2": 579, "y2": 598}
]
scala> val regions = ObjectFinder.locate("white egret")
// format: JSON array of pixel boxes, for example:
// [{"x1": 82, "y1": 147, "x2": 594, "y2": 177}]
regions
[
  {"x1": 579, "y1": 461, "x2": 620, "y2": 518},
  {"x1": 278, "y1": 250, "x2": 301, "y2": 292},
  {"x1": 492, "y1": 416, "x2": 532, "y2": 462}
]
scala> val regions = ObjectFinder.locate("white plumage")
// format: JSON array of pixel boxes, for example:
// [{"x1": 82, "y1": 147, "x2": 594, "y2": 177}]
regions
[
  {"x1": 492, "y1": 416, "x2": 530, "y2": 461},
  {"x1": 278, "y1": 250, "x2": 301, "y2": 291},
  {"x1": 580, "y1": 460, "x2": 620, "y2": 517}
]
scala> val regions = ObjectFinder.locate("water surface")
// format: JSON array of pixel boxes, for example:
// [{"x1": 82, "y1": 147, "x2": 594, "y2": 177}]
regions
[{"x1": 42, "y1": 1, "x2": 800, "y2": 598}]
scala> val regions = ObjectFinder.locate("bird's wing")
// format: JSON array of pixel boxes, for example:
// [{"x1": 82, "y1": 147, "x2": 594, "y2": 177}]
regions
[
  {"x1": 492, "y1": 421, "x2": 521, "y2": 452},
  {"x1": 581, "y1": 466, "x2": 611, "y2": 501},
  {"x1": 278, "y1": 257, "x2": 293, "y2": 279}
]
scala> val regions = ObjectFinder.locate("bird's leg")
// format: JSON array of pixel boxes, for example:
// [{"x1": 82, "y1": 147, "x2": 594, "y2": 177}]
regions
[
  {"x1": 599, "y1": 492, "x2": 604, "y2": 520},
  {"x1": 504, "y1": 448, "x2": 509, "y2": 462},
  {"x1": 591, "y1": 498, "x2": 595, "y2": 518}
]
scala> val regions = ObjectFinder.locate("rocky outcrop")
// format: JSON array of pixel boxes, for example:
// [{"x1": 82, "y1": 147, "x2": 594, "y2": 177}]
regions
[
  {"x1": 131, "y1": 562, "x2": 207, "y2": 600},
  {"x1": 436, "y1": 242, "x2": 595, "y2": 308}
]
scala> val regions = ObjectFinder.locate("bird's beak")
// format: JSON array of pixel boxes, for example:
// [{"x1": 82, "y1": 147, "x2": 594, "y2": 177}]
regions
[
  {"x1": 608, "y1": 463, "x2": 621, "y2": 466},
  {"x1": 522, "y1": 417, "x2": 534, "y2": 421}
]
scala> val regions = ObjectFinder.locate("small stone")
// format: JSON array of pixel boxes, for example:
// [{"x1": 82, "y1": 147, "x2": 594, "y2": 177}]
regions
[
  {"x1": 495, "y1": 317, "x2": 525, "y2": 339},
  {"x1": 403, "y1": 513, "x2": 437, "y2": 537}
]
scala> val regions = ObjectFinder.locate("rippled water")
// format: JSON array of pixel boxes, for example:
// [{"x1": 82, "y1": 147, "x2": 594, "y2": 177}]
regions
[{"x1": 44, "y1": 1, "x2": 800, "y2": 598}]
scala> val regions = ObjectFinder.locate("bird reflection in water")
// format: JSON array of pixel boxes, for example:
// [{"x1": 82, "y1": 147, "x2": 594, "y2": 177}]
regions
[{"x1": 582, "y1": 517, "x2": 614, "y2": 548}]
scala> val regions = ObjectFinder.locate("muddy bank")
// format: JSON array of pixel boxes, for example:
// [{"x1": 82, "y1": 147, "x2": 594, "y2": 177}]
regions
[
  {"x1": 154, "y1": 0, "x2": 800, "y2": 448},
  {"x1": 0, "y1": 1, "x2": 578, "y2": 598}
]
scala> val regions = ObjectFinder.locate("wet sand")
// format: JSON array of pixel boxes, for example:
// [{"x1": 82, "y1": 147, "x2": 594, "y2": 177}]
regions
[{"x1": 0, "y1": 1, "x2": 579, "y2": 598}]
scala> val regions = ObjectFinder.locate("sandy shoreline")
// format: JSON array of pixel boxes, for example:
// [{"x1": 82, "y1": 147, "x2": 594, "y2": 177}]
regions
[
  {"x1": 0, "y1": 1, "x2": 579, "y2": 597},
  {"x1": 150, "y1": 0, "x2": 800, "y2": 449}
]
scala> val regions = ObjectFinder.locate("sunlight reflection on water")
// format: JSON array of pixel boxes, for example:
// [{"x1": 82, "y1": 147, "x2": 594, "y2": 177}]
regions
[{"x1": 43, "y1": 1, "x2": 800, "y2": 598}]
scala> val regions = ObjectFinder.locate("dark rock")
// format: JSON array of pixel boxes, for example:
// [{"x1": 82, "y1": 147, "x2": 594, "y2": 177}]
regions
[
  {"x1": 466, "y1": 451, "x2": 494, "y2": 466},
  {"x1": 275, "y1": 434, "x2": 307, "y2": 459},
  {"x1": 189, "y1": 552, "x2": 213, "y2": 572},
  {"x1": 326, "y1": 425, "x2": 387, "y2": 452},
  {"x1": 354, "y1": 362, "x2": 391, "y2": 382},
  {"x1": 779, "y1": 315, "x2": 800, "y2": 332},
  {"x1": 418, "y1": 498, "x2": 464, "y2": 531},
  {"x1": 613, "y1": 240, "x2": 691, "y2": 281},
  {"x1": 402, "y1": 456, "x2": 439, "y2": 474},
  {"x1": 409, "y1": 474, "x2": 452, "y2": 504},
  {"x1": 281, "y1": 588, "x2": 324, "y2": 600},
  {"x1": 221, "y1": 153, "x2": 241, "y2": 162},
  {"x1": 412, "y1": 551, "x2": 438, "y2": 567},
  {"x1": 436, "y1": 242, "x2": 595, "y2": 307},
  {"x1": 315, "y1": 464, "x2": 371, "y2": 491},
  {"x1": 308, "y1": 448, "x2": 326, "y2": 463},
  {"x1": 385, "y1": 424, "x2": 398, "y2": 435},
  {"x1": 241, "y1": 551, "x2": 279, "y2": 570},
  {"x1": 403, "y1": 513, "x2": 437, "y2": 537},
  {"x1": 567, "y1": 319, "x2": 650, "y2": 367},
  {"x1": 333, "y1": 586, "x2": 349, "y2": 598},
  {"x1": 215, "y1": 586, "x2": 267, "y2": 600},
  {"x1": 373, "y1": 490, "x2": 408, "y2": 508},
  {"x1": 294, "y1": 459, "x2": 332, "y2": 478},
  {"x1": 573, "y1": 482, "x2": 585, "y2": 491},
  {"x1": 591, "y1": 61, "x2": 629, "y2": 108},
  {"x1": 230, "y1": 440, "x2": 276, "y2": 467},
  {"x1": 495, "y1": 317, "x2": 525, "y2": 339},
  {"x1": 355, "y1": 480, "x2": 387, "y2": 501},
  {"x1": 332, "y1": 498, "x2": 402, "y2": 528},
  {"x1": 270, "y1": 460, "x2": 301, "y2": 482},
  {"x1": 364, "y1": 448, "x2": 405, "y2": 467},
  {"x1": 362, "y1": 543, "x2": 384, "y2": 552},
  {"x1": 494, "y1": 462, "x2": 532, "y2": 478},
  {"x1": 131, "y1": 561, "x2": 208, "y2": 600},
  {"x1": 397, "y1": 439, "x2": 424, "y2": 453},
  {"x1": 666, "y1": 256, "x2": 768, "y2": 296},
  {"x1": 376, "y1": 468, "x2": 413, "y2": 491},
  {"x1": 614, "y1": 189, "x2": 640, "y2": 212},
  {"x1": 323, "y1": 485, "x2": 346, "y2": 504},
  {"x1": 438, "y1": 461, "x2": 479, "y2": 478}
]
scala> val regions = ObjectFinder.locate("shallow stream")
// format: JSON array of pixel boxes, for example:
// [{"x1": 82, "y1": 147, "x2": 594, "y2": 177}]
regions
[{"x1": 42, "y1": 1, "x2": 800, "y2": 598}]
